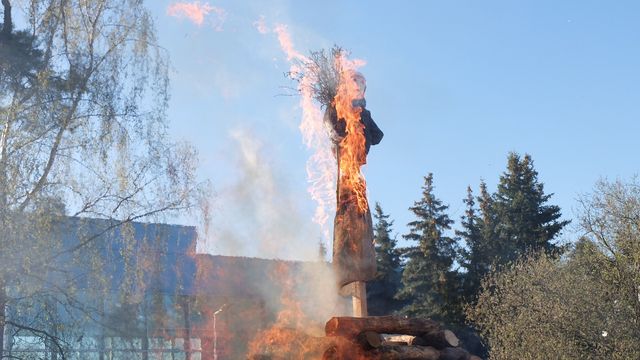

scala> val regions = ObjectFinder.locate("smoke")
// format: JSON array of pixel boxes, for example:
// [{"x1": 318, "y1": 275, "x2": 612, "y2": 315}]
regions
[
  {"x1": 194, "y1": 22, "x2": 349, "y2": 351},
  {"x1": 204, "y1": 128, "x2": 323, "y2": 261},
  {"x1": 167, "y1": 1, "x2": 227, "y2": 30},
  {"x1": 200, "y1": 128, "x2": 348, "y2": 327},
  {"x1": 252, "y1": 15, "x2": 269, "y2": 34}
]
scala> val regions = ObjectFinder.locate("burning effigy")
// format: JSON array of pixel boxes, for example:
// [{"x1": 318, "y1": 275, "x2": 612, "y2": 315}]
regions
[
  {"x1": 316, "y1": 49, "x2": 383, "y2": 315},
  {"x1": 247, "y1": 47, "x2": 482, "y2": 359}
]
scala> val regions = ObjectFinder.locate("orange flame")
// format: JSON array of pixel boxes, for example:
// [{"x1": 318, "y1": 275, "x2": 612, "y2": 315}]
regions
[{"x1": 334, "y1": 55, "x2": 369, "y2": 213}]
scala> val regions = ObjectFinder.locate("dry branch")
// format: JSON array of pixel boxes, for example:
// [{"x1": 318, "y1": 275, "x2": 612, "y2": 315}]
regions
[{"x1": 288, "y1": 45, "x2": 347, "y2": 107}]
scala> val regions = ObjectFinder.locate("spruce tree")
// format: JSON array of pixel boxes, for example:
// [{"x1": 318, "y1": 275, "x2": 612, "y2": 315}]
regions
[
  {"x1": 367, "y1": 203, "x2": 402, "y2": 315},
  {"x1": 396, "y1": 174, "x2": 460, "y2": 323},
  {"x1": 456, "y1": 186, "x2": 485, "y2": 301},
  {"x1": 492, "y1": 153, "x2": 569, "y2": 264},
  {"x1": 459, "y1": 154, "x2": 569, "y2": 304},
  {"x1": 477, "y1": 180, "x2": 496, "y2": 252}
]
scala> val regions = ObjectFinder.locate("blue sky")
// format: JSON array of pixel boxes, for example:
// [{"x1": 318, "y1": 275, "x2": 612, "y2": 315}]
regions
[{"x1": 151, "y1": 1, "x2": 639, "y2": 258}]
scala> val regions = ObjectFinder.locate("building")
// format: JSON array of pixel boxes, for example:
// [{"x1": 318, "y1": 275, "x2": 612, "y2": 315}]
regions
[{"x1": 3, "y1": 218, "x2": 342, "y2": 359}]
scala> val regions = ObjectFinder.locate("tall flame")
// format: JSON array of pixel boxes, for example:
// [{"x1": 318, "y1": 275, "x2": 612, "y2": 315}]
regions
[
  {"x1": 274, "y1": 24, "x2": 336, "y2": 243},
  {"x1": 333, "y1": 55, "x2": 369, "y2": 213}
]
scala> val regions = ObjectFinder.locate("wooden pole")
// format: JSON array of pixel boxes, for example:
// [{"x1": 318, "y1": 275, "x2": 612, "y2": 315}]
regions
[{"x1": 352, "y1": 281, "x2": 368, "y2": 317}]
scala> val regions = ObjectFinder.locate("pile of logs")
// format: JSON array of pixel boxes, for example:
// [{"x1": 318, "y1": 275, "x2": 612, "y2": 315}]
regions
[{"x1": 249, "y1": 315, "x2": 482, "y2": 360}]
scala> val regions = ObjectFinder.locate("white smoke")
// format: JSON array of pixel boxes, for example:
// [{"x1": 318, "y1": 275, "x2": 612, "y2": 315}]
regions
[{"x1": 203, "y1": 128, "x2": 323, "y2": 261}]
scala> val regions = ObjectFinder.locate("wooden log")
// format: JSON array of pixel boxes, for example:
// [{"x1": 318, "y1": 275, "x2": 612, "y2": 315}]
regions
[
  {"x1": 357, "y1": 331, "x2": 383, "y2": 349},
  {"x1": 326, "y1": 316, "x2": 442, "y2": 338},
  {"x1": 383, "y1": 341, "x2": 409, "y2": 346},
  {"x1": 382, "y1": 334, "x2": 412, "y2": 346},
  {"x1": 439, "y1": 346, "x2": 475, "y2": 360},
  {"x1": 410, "y1": 330, "x2": 460, "y2": 349},
  {"x1": 369, "y1": 345, "x2": 440, "y2": 360}
]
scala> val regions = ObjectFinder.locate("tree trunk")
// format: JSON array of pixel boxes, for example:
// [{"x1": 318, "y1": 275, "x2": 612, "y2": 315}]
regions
[
  {"x1": 98, "y1": 297, "x2": 105, "y2": 360},
  {"x1": 0, "y1": 283, "x2": 5, "y2": 360},
  {"x1": 1, "y1": 0, "x2": 11, "y2": 37}
]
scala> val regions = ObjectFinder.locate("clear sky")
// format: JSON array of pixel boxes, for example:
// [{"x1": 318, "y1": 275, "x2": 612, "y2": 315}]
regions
[{"x1": 150, "y1": 1, "x2": 639, "y2": 259}]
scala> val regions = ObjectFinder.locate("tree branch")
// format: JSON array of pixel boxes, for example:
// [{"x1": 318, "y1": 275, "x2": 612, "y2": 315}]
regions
[{"x1": 6, "y1": 320, "x2": 67, "y2": 359}]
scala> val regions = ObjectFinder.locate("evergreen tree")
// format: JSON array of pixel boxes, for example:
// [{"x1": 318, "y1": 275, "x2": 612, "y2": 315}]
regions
[
  {"x1": 491, "y1": 153, "x2": 569, "y2": 264},
  {"x1": 477, "y1": 180, "x2": 497, "y2": 254},
  {"x1": 459, "y1": 154, "x2": 569, "y2": 304},
  {"x1": 396, "y1": 174, "x2": 460, "y2": 323},
  {"x1": 456, "y1": 186, "x2": 484, "y2": 301},
  {"x1": 367, "y1": 203, "x2": 402, "y2": 315}
]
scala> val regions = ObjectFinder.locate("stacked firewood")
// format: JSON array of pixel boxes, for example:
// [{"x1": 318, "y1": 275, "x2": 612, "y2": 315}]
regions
[
  {"x1": 324, "y1": 316, "x2": 481, "y2": 360},
  {"x1": 249, "y1": 315, "x2": 482, "y2": 360}
]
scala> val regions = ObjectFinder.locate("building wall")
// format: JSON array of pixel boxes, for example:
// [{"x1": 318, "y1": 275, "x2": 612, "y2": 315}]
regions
[{"x1": 4, "y1": 218, "x2": 348, "y2": 359}]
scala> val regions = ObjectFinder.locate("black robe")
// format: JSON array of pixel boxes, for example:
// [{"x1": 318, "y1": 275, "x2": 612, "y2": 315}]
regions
[{"x1": 323, "y1": 100, "x2": 384, "y2": 156}]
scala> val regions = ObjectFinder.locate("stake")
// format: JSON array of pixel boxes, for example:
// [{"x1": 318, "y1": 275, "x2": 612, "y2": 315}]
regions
[{"x1": 352, "y1": 281, "x2": 368, "y2": 317}]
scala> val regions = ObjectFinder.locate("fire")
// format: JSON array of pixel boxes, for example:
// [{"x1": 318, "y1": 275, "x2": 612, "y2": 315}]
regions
[
  {"x1": 333, "y1": 55, "x2": 369, "y2": 213},
  {"x1": 274, "y1": 24, "x2": 306, "y2": 62},
  {"x1": 247, "y1": 262, "x2": 320, "y2": 359},
  {"x1": 273, "y1": 24, "x2": 336, "y2": 244},
  {"x1": 246, "y1": 27, "x2": 376, "y2": 358},
  {"x1": 271, "y1": 262, "x2": 307, "y2": 329}
]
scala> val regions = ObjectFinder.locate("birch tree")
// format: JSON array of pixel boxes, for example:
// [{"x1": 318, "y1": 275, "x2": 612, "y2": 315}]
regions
[{"x1": 0, "y1": 0, "x2": 203, "y2": 356}]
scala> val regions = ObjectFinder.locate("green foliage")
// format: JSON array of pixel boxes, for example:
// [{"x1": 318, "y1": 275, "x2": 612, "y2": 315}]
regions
[
  {"x1": 469, "y1": 178, "x2": 640, "y2": 359},
  {"x1": 492, "y1": 153, "x2": 570, "y2": 262},
  {"x1": 396, "y1": 174, "x2": 462, "y2": 323},
  {"x1": 367, "y1": 203, "x2": 402, "y2": 315},
  {"x1": 459, "y1": 153, "x2": 569, "y2": 304},
  {"x1": 456, "y1": 186, "x2": 485, "y2": 301}
]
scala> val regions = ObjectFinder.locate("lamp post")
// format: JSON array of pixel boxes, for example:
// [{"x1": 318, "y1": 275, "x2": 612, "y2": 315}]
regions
[{"x1": 213, "y1": 304, "x2": 226, "y2": 360}]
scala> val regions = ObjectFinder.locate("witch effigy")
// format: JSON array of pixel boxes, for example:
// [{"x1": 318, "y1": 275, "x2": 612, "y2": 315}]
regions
[
  {"x1": 293, "y1": 46, "x2": 383, "y2": 316},
  {"x1": 324, "y1": 70, "x2": 383, "y2": 315}
]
